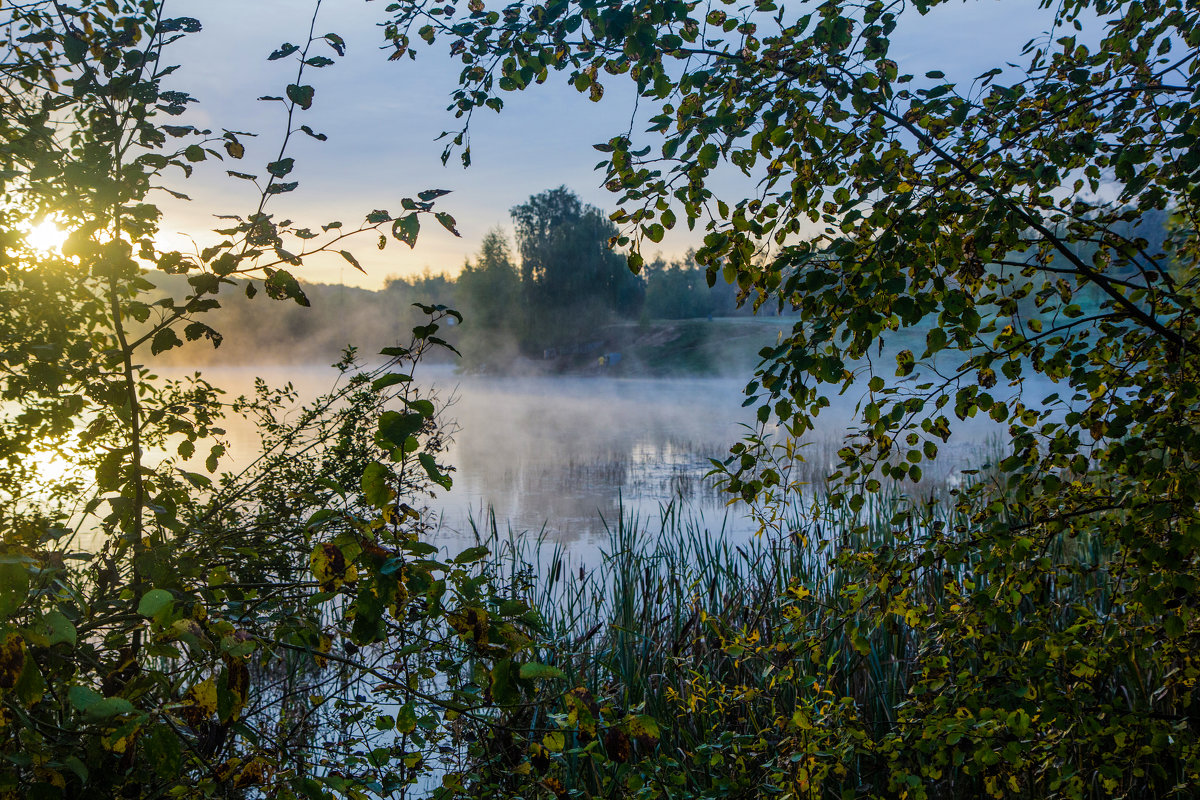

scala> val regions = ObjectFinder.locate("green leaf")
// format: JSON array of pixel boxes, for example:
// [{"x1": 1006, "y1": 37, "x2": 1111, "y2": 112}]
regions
[
  {"x1": 377, "y1": 411, "x2": 424, "y2": 450},
  {"x1": 405, "y1": 398, "x2": 435, "y2": 417},
  {"x1": 68, "y1": 685, "x2": 102, "y2": 712},
  {"x1": 269, "y1": 43, "x2": 299, "y2": 60},
  {"x1": 138, "y1": 589, "x2": 174, "y2": 618},
  {"x1": 63, "y1": 33, "x2": 87, "y2": 64},
  {"x1": 287, "y1": 84, "x2": 315, "y2": 110},
  {"x1": 419, "y1": 453, "x2": 452, "y2": 490},
  {"x1": 43, "y1": 610, "x2": 77, "y2": 647},
  {"x1": 267, "y1": 158, "x2": 295, "y2": 177},
  {"x1": 205, "y1": 443, "x2": 226, "y2": 473},
  {"x1": 397, "y1": 702, "x2": 417, "y2": 734},
  {"x1": 371, "y1": 372, "x2": 412, "y2": 391},
  {"x1": 14, "y1": 653, "x2": 45, "y2": 706},
  {"x1": 361, "y1": 462, "x2": 393, "y2": 508},
  {"x1": 490, "y1": 660, "x2": 520, "y2": 706},
  {"x1": 452, "y1": 545, "x2": 490, "y2": 565},
  {"x1": 627, "y1": 714, "x2": 660, "y2": 744},
  {"x1": 518, "y1": 662, "x2": 565, "y2": 680},
  {"x1": 0, "y1": 562, "x2": 30, "y2": 620},
  {"x1": 87, "y1": 697, "x2": 134, "y2": 720}
]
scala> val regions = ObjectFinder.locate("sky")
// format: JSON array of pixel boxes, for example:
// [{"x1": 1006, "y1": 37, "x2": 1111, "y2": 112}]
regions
[{"x1": 161, "y1": 0, "x2": 1057, "y2": 289}]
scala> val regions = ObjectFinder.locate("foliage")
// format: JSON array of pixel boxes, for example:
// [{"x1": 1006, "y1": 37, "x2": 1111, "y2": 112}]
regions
[
  {"x1": 387, "y1": 0, "x2": 1200, "y2": 796},
  {"x1": 0, "y1": 2, "x2": 568, "y2": 797}
]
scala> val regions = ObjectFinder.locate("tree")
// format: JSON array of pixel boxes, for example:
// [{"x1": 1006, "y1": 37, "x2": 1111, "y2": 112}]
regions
[
  {"x1": 643, "y1": 250, "x2": 736, "y2": 319},
  {"x1": 386, "y1": 0, "x2": 1200, "y2": 795},
  {"x1": 456, "y1": 227, "x2": 520, "y2": 330},
  {"x1": 0, "y1": 3, "x2": 558, "y2": 797},
  {"x1": 510, "y1": 186, "x2": 644, "y2": 341}
]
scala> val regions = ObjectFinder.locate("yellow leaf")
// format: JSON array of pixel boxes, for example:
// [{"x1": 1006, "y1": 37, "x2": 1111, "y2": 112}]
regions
[
  {"x1": 185, "y1": 676, "x2": 218, "y2": 717},
  {"x1": 0, "y1": 632, "x2": 25, "y2": 689},
  {"x1": 310, "y1": 542, "x2": 357, "y2": 592}
]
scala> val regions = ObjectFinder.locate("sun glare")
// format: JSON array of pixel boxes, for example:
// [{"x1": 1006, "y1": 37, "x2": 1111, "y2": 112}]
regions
[{"x1": 25, "y1": 219, "x2": 68, "y2": 254}]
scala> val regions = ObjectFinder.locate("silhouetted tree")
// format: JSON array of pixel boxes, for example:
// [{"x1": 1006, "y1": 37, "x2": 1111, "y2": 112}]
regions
[
  {"x1": 457, "y1": 228, "x2": 520, "y2": 330},
  {"x1": 510, "y1": 187, "x2": 643, "y2": 331}
]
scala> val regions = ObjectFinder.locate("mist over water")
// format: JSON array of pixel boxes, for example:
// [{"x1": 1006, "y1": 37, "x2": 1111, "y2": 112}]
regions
[
  {"x1": 430, "y1": 371, "x2": 753, "y2": 544},
  {"x1": 162, "y1": 362, "x2": 1020, "y2": 560}
]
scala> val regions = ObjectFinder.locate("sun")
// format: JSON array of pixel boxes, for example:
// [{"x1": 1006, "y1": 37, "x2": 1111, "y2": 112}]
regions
[{"x1": 25, "y1": 219, "x2": 68, "y2": 254}]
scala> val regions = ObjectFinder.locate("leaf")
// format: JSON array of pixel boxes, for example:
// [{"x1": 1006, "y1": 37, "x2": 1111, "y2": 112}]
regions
[
  {"x1": 0, "y1": 562, "x2": 30, "y2": 620},
  {"x1": 267, "y1": 158, "x2": 295, "y2": 177},
  {"x1": 68, "y1": 684, "x2": 103, "y2": 712},
  {"x1": 405, "y1": 398, "x2": 435, "y2": 417},
  {"x1": 397, "y1": 702, "x2": 417, "y2": 734},
  {"x1": 324, "y1": 32, "x2": 346, "y2": 56},
  {"x1": 269, "y1": 43, "x2": 299, "y2": 60},
  {"x1": 138, "y1": 588, "x2": 174, "y2": 618},
  {"x1": 626, "y1": 714, "x2": 660, "y2": 748},
  {"x1": 205, "y1": 443, "x2": 225, "y2": 473},
  {"x1": 310, "y1": 543, "x2": 357, "y2": 592},
  {"x1": 286, "y1": 84, "x2": 315, "y2": 110},
  {"x1": 360, "y1": 462, "x2": 393, "y2": 508},
  {"x1": 264, "y1": 269, "x2": 309, "y2": 305},
  {"x1": 490, "y1": 659, "x2": 520, "y2": 707},
  {"x1": 435, "y1": 212, "x2": 460, "y2": 236},
  {"x1": 419, "y1": 453, "x2": 452, "y2": 490},
  {"x1": 14, "y1": 652, "x2": 45, "y2": 706},
  {"x1": 376, "y1": 411, "x2": 424, "y2": 450},
  {"x1": 518, "y1": 662, "x2": 565, "y2": 680},
  {"x1": 299, "y1": 125, "x2": 327, "y2": 141},
  {"x1": 392, "y1": 214, "x2": 420, "y2": 247},
  {"x1": 151, "y1": 327, "x2": 184, "y2": 355},
  {"x1": 0, "y1": 633, "x2": 26, "y2": 689},
  {"x1": 418, "y1": 189, "x2": 451, "y2": 201},
  {"x1": 184, "y1": 676, "x2": 218, "y2": 718},
  {"x1": 371, "y1": 372, "x2": 412, "y2": 391},
  {"x1": 63, "y1": 33, "x2": 87, "y2": 64},
  {"x1": 63, "y1": 757, "x2": 88, "y2": 783},
  {"x1": 452, "y1": 545, "x2": 490, "y2": 565},
  {"x1": 70, "y1": 685, "x2": 133, "y2": 720},
  {"x1": 338, "y1": 250, "x2": 364, "y2": 272},
  {"x1": 224, "y1": 140, "x2": 245, "y2": 159},
  {"x1": 43, "y1": 610, "x2": 77, "y2": 647}
]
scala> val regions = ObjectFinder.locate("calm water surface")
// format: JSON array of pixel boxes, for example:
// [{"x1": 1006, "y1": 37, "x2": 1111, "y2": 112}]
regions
[{"x1": 167, "y1": 364, "x2": 1008, "y2": 553}]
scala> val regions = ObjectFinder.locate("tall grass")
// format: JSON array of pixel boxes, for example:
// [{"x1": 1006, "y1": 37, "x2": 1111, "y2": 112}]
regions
[{"x1": 460, "y1": 451, "x2": 1147, "y2": 798}]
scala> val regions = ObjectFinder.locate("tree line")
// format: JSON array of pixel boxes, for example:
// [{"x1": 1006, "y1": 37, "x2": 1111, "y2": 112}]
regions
[{"x1": 157, "y1": 185, "x2": 749, "y2": 369}]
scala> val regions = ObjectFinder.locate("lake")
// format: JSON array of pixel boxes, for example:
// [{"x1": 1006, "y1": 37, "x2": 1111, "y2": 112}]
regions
[{"x1": 166, "y1": 364, "x2": 1009, "y2": 558}]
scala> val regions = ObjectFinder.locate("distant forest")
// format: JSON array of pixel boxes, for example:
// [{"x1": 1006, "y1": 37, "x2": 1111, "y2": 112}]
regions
[
  {"x1": 153, "y1": 191, "x2": 1175, "y2": 373},
  {"x1": 153, "y1": 187, "x2": 755, "y2": 372}
]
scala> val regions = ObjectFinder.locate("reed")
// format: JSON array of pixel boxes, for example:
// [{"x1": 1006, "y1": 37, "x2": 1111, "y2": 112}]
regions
[{"x1": 460, "y1": 449, "x2": 1145, "y2": 798}]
